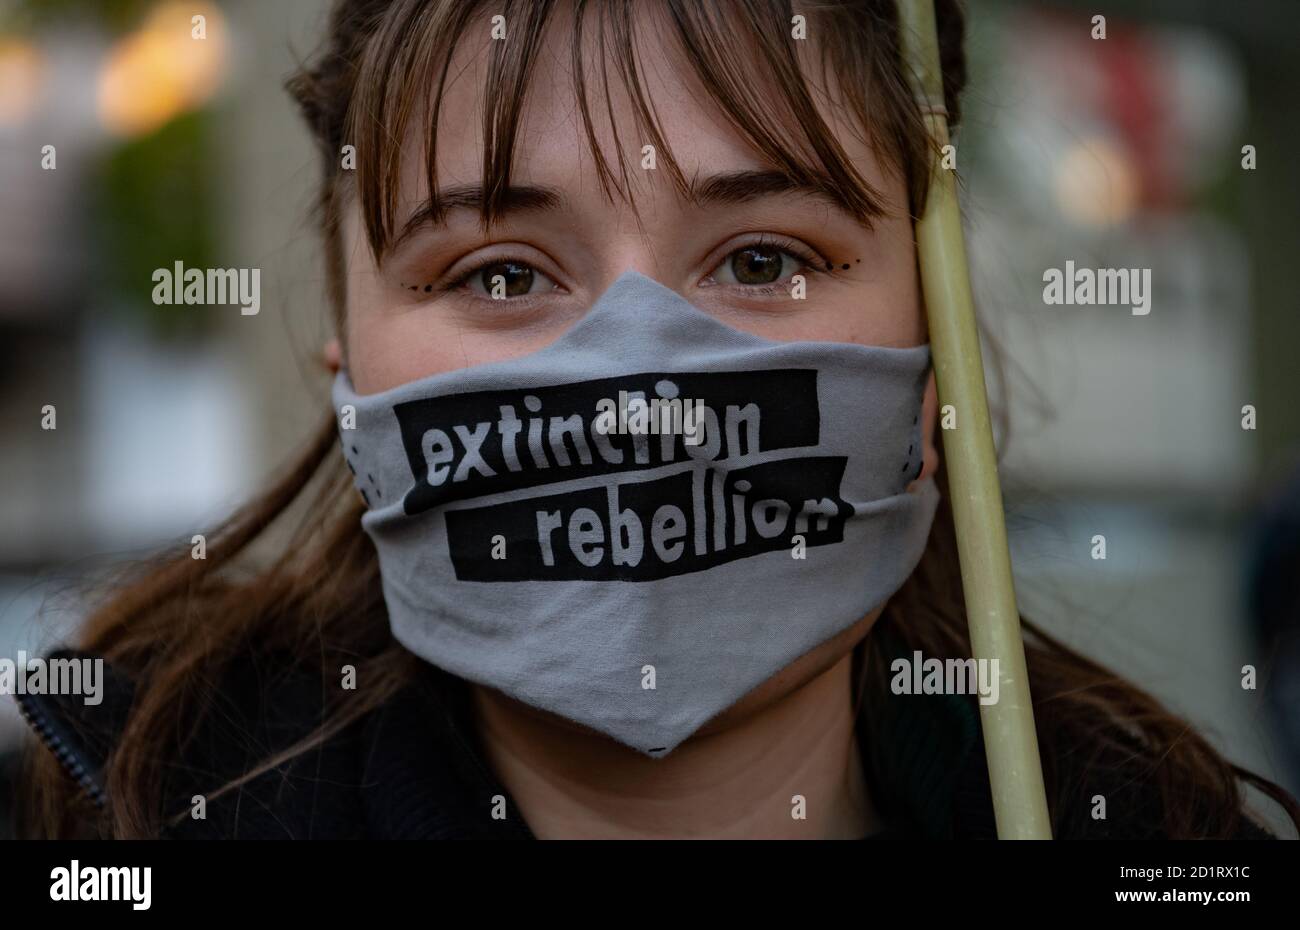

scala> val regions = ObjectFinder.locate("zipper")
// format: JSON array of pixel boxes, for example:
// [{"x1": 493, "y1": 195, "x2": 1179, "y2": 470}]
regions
[{"x1": 13, "y1": 691, "x2": 107, "y2": 810}]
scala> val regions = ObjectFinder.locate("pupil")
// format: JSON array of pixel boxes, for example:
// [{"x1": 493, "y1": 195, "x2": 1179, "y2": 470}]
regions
[
  {"x1": 481, "y1": 261, "x2": 534, "y2": 296},
  {"x1": 731, "y1": 246, "x2": 783, "y2": 285}
]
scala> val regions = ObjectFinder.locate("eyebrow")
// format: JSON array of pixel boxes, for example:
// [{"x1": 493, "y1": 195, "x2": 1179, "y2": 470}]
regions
[
  {"x1": 684, "y1": 169, "x2": 847, "y2": 211},
  {"x1": 389, "y1": 184, "x2": 562, "y2": 258},
  {"x1": 387, "y1": 169, "x2": 850, "y2": 259}
]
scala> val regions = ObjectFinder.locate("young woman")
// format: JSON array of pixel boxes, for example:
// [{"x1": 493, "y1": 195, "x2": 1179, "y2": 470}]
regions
[{"x1": 17, "y1": 0, "x2": 1298, "y2": 839}]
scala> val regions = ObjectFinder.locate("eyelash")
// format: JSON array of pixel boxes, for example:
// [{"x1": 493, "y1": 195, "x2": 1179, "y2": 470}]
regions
[
  {"x1": 706, "y1": 233, "x2": 829, "y2": 295},
  {"x1": 425, "y1": 233, "x2": 833, "y2": 301},
  {"x1": 444, "y1": 254, "x2": 556, "y2": 300}
]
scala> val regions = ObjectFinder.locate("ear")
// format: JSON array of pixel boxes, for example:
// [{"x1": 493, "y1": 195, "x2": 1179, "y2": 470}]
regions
[
  {"x1": 906, "y1": 369, "x2": 940, "y2": 493},
  {"x1": 323, "y1": 338, "x2": 342, "y2": 374}
]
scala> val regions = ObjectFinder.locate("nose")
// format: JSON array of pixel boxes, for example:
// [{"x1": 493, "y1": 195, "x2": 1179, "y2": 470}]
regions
[
  {"x1": 593, "y1": 247, "x2": 683, "y2": 301},
  {"x1": 571, "y1": 176, "x2": 704, "y2": 301}
]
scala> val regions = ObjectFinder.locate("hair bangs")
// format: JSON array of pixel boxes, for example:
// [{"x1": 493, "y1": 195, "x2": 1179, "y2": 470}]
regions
[{"x1": 346, "y1": 0, "x2": 916, "y2": 265}]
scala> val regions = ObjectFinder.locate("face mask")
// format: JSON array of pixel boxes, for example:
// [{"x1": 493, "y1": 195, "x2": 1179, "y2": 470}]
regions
[{"x1": 333, "y1": 270, "x2": 939, "y2": 756}]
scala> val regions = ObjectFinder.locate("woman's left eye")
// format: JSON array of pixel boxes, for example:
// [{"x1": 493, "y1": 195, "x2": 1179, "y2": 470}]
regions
[{"x1": 706, "y1": 244, "x2": 813, "y2": 287}]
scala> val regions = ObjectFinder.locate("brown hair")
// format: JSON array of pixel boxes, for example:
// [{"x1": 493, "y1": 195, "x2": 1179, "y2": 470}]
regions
[{"x1": 20, "y1": 0, "x2": 1299, "y2": 839}]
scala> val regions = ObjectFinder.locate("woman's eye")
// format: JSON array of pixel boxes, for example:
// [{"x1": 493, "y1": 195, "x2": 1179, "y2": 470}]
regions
[
  {"x1": 463, "y1": 260, "x2": 556, "y2": 298},
  {"x1": 709, "y1": 245, "x2": 805, "y2": 287}
]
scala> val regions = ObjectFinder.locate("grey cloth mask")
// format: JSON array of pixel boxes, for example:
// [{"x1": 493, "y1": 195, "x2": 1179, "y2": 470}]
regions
[{"x1": 332, "y1": 270, "x2": 939, "y2": 756}]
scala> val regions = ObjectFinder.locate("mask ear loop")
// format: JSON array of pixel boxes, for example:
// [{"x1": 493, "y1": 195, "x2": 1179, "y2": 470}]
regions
[{"x1": 898, "y1": 0, "x2": 1053, "y2": 839}]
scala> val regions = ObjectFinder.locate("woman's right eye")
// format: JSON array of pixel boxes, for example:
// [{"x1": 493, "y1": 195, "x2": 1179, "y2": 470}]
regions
[{"x1": 458, "y1": 260, "x2": 558, "y2": 299}]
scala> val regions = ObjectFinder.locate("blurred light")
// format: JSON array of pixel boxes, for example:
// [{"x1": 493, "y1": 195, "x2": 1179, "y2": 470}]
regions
[
  {"x1": 97, "y1": 1, "x2": 228, "y2": 138},
  {"x1": 1053, "y1": 137, "x2": 1138, "y2": 228},
  {"x1": 0, "y1": 39, "x2": 44, "y2": 127}
]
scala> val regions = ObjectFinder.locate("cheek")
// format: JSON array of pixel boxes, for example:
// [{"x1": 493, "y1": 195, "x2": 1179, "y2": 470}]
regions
[
  {"x1": 717, "y1": 219, "x2": 923, "y2": 349},
  {"x1": 907, "y1": 371, "x2": 941, "y2": 491},
  {"x1": 341, "y1": 246, "x2": 568, "y2": 393},
  {"x1": 345, "y1": 278, "x2": 926, "y2": 394},
  {"x1": 718, "y1": 274, "x2": 922, "y2": 349},
  {"x1": 346, "y1": 309, "x2": 572, "y2": 394}
]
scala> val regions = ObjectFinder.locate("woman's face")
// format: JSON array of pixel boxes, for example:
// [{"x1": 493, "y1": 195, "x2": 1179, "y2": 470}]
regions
[{"x1": 337, "y1": 8, "x2": 939, "y2": 736}]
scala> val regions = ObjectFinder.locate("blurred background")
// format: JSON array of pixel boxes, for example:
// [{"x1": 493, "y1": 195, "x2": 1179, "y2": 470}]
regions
[{"x1": 0, "y1": 0, "x2": 1297, "y2": 834}]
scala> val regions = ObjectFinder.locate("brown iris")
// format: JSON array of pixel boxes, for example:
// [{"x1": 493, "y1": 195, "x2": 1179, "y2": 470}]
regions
[
  {"x1": 730, "y1": 245, "x2": 784, "y2": 285},
  {"x1": 480, "y1": 261, "x2": 534, "y2": 297}
]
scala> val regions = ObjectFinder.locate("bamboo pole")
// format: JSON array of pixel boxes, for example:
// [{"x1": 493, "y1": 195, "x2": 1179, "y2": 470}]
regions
[{"x1": 897, "y1": 0, "x2": 1053, "y2": 839}]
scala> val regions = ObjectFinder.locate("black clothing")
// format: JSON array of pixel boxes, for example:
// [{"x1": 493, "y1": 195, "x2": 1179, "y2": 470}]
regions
[{"x1": 14, "y1": 646, "x2": 1277, "y2": 839}]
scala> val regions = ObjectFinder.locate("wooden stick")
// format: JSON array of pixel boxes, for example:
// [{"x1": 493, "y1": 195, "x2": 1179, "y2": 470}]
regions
[{"x1": 897, "y1": 0, "x2": 1053, "y2": 839}]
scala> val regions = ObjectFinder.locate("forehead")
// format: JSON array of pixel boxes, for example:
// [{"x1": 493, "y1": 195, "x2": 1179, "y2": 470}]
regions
[{"x1": 390, "y1": 3, "x2": 898, "y2": 215}]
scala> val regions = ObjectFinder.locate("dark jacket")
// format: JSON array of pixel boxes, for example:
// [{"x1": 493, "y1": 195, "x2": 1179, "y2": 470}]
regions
[{"x1": 13, "y1": 646, "x2": 1278, "y2": 839}]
